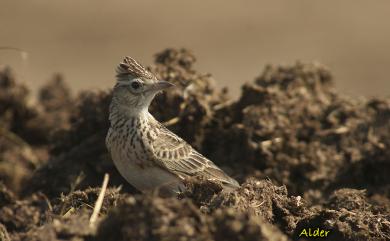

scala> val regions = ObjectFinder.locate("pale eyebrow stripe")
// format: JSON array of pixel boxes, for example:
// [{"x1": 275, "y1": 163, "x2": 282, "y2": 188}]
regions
[
  {"x1": 117, "y1": 80, "x2": 130, "y2": 86},
  {"x1": 117, "y1": 77, "x2": 144, "y2": 86}
]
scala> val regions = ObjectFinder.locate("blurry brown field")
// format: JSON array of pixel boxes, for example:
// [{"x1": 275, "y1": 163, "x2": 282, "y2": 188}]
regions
[{"x1": 1, "y1": 1, "x2": 390, "y2": 98}]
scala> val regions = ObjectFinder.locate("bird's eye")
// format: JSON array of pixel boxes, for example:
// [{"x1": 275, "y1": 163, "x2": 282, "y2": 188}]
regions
[{"x1": 131, "y1": 81, "x2": 141, "y2": 90}]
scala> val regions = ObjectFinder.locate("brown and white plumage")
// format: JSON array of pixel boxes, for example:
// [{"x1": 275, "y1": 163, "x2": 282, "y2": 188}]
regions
[{"x1": 106, "y1": 56, "x2": 239, "y2": 196}]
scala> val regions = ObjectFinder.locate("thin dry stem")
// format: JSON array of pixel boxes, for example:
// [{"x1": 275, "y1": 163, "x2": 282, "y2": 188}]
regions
[
  {"x1": 0, "y1": 46, "x2": 29, "y2": 61},
  {"x1": 163, "y1": 117, "x2": 180, "y2": 126},
  {"x1": 89, "y1": 173, "x2": 110, "y2": 227}
]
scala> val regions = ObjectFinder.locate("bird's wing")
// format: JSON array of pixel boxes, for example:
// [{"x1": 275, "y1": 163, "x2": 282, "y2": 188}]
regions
[{"x1": 150, "y1": 124, "x2": 239, "y2": 188}]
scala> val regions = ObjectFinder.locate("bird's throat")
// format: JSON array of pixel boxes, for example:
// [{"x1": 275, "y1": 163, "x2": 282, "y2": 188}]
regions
[{"x1": 110, "y1": 99, "x2": 149, "y2": 120}]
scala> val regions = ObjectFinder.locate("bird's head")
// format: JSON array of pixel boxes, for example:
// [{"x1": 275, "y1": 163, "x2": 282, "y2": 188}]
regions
[{"x1": 112, "y1": 56, "x2": 174, "y2": 115}]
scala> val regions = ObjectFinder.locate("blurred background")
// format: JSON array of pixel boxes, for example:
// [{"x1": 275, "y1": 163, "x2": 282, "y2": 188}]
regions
[{"x1": 0, "y1": 0, "x2": 389, "y2": 98}]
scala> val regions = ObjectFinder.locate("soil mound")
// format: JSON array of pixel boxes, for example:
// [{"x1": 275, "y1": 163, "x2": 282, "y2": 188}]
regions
[{"x1": 0, "y1": 49, "x2": 389, "y2": 240}]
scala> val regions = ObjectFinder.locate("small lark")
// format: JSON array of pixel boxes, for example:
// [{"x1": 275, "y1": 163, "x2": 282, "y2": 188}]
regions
[{"x1": 106, "y1": 56, "x2": 239, "y2": 196}]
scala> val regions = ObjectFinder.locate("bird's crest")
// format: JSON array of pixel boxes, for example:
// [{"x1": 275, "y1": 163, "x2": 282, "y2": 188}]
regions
[{"x1": 116, "y1": 56, "x2": 157, "y2": 80}]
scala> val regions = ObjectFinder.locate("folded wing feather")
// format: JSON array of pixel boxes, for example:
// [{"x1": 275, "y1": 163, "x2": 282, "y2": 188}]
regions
[{"x1": 151, "y1": 124, "x2": 239, "y2": 188}]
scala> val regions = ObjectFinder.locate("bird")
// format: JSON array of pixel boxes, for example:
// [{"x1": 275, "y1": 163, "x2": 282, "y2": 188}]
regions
[{"x1": 105, "y1": 56, "x2": 239, "y2": 196}]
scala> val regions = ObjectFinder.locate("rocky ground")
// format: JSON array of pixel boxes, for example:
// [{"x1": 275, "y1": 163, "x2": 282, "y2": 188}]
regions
[{"x1": 0, "y1": 48, "x2": 389, "y2": 241}]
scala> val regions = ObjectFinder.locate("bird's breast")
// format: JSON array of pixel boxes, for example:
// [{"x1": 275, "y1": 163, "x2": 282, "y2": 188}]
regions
[{"x1": 107, "y1": 119, "x2": 156, "y2": 169}]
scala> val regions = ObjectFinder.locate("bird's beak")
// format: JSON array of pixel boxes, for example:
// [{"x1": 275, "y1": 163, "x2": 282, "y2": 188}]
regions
[{"x1": 146, "y1": 80, "x2": 175, "y2": 93}]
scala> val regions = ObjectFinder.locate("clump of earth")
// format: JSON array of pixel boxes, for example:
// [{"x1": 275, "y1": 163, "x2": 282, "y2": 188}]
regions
[{"x1": 0, "y1": 48, "x2": 389, "y2": 241}]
